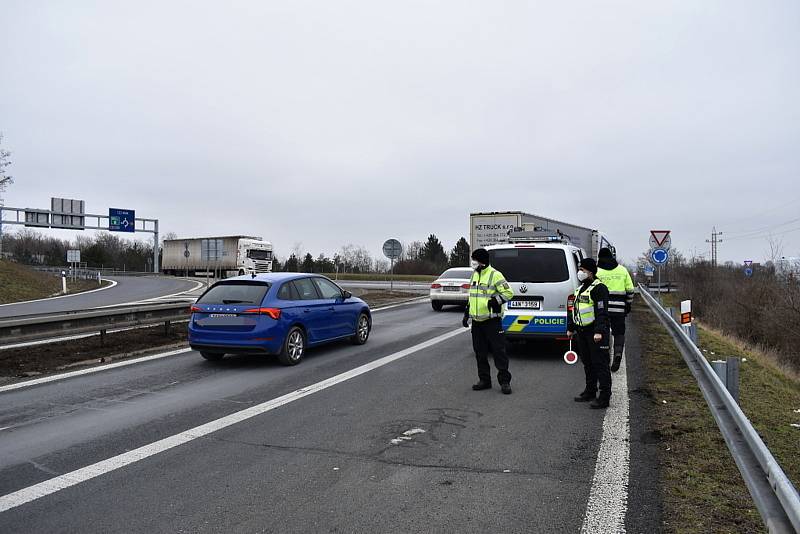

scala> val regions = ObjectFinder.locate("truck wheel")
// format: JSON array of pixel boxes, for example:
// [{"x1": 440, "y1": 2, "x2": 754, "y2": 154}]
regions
[
  {"x1": 431, "y1": 301, "x2": 443, "y2": 311},
  {"x1": 200, "y1": 351, "x2": 224, "y2": 361},
  {"x1": 278, "y1": 327, "x2": 305, "y2": 365},
  {"x1": 350, "y1": 313, "x2": 370, "y2": 345}
]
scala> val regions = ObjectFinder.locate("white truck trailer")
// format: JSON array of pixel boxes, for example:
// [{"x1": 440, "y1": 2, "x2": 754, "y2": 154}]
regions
[
  {"x1": 162, "y1": 236, "x2": 273, "y2": 278},
  {"x1": 470, "y1": 211, "x2": 614, "y2": 258}
]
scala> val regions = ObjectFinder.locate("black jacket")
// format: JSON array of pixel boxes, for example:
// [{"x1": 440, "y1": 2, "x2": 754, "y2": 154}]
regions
[{"x1": 567, "y1": 279, "x2": 610, "y2": 336}]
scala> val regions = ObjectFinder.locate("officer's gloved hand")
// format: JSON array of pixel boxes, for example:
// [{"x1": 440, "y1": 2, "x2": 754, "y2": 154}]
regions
[
  {"x1": 462, "y1": 316, "x2": 469, "y2": 328},
  {"x1": 488, "y1": 298, "x2": 502, "y2": 314},
  {"x1": 625, "y1": 302, "x2": 632, "y2": 315}
]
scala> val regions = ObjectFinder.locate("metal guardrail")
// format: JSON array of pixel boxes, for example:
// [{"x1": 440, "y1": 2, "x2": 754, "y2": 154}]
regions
[
  {"x1": 639, "y1": 284, "x2": 800, "y2": 533},
  {"x1": 34, "y1": 266, "x2": 157, "y2": 278},
  {"x1": 0, "y1": 301, "x2": 191, "y2": 346}
]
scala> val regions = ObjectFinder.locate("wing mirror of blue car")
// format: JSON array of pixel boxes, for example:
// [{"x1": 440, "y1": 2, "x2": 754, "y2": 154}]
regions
[{"x1": 341, "y1": 291, "x2": 352, "y2": 300}]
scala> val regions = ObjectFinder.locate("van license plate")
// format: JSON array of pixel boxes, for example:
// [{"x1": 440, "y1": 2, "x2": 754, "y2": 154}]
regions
[{"x1": 508, "y1": 301, "x2": 540, "y2": 310}]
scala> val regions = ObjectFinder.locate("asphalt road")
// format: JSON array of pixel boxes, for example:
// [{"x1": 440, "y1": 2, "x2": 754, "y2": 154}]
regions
[
  {"x1": 0, "y1": 276, "x2": 201, "y2": 318},
  {"x1": 0, "y1": 301, "x2": 658, "y2": 533}
]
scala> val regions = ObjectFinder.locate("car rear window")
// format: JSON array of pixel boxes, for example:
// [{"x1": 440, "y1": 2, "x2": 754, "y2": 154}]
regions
[
  {"x1": 440, "y1": 269, "x2": 473, "y2": 279},
  {"x1": 489, "y1": 248, "x2": 569, "y2": 283},
  {"x1": 196, "y1": 282, "x2": 270, "y2": 305}
]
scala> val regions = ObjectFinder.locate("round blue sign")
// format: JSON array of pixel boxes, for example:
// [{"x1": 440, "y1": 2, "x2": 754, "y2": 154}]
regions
[
  {"x1": 744, "y1": 267, "x2": 753, "y2": 277},
  {"x1": 650, "y1": 248, "x2": 669, "y2": 265}
]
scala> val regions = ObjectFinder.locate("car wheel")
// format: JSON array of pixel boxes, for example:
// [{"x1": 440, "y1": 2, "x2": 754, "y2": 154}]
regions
[
  {"x1": 200, "y1": 351, "x2": 224, "y2": 361},
  {"x1": 351, "y1": 313, "x2": 370, "y2": 345},
  {"x1": 431, "y1": 301, "x2": 443, "y2": 311},
  {"x1": 278, "y1": 327, "x2": 305, "y2": 366}
]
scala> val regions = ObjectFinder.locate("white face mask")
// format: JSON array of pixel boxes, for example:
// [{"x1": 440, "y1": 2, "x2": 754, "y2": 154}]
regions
[
  {"x1": 471, "y1": 260, "x2": 481, "y2": 270},
  {"x1": 577, "y1": 270, "x2": 589, "y2": 282}
]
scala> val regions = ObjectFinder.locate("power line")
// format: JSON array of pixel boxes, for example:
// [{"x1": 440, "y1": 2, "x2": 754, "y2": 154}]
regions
[
  {"x1": 706, "y1": 227, "x2": 722, "y2": 267},
  {"x1": 724, "y1": 215, "x2": 800, "y2": 238}
]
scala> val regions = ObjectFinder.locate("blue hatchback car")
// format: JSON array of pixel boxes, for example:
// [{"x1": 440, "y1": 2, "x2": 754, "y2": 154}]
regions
[{"x1": 188, "y1": 273, "x2": 371, "y2": 365}]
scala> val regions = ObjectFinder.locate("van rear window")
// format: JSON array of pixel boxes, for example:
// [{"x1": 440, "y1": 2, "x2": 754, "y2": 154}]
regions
[
  {"x1": 197, "y1": 282, "x2": 270, "y2": 305},
  {"x1": 489, "y1": 248, "x2": 569, "y2": 283}
]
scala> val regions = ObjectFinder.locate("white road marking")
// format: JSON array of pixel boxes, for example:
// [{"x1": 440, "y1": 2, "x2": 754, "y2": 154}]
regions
[
  {"x1": 95, "y1": 279, "x2": 205, "y2": 308},
  {"x1": 0, "y1": 328, "x2": 466, "y2": 513},
  {"x1": 369, "y1": 297, "x2": 427, "y2": 312},
  {"x1": 0, "y1": 299, "x2": 429, "y2": 392},
  {"x1": 580, "y1": 350, "x2": 630, "y2": 534},
  {"x1": 0, "y1": 348, "x2": 192, "y2": 394},
  {"x1": 0, "y1": 280, "x2": 118, "y2": 308}
]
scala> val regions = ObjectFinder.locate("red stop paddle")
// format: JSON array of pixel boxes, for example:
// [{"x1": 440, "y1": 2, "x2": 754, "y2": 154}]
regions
[{"x1": 564, "y1": 338, "x2": 578, "y2": 365}]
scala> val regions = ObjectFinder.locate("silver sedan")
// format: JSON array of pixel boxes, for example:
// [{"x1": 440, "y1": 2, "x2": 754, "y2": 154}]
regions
[{"x1": 429, "y1": 267, "x2": 473, "y2": 311}]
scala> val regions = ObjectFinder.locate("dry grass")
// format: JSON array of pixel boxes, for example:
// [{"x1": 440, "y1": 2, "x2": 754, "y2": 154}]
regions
[
  {"x1": 631, "y1": 300, "x2": 765, "y2": 533},
  {"x1": 0, "y1": 260, "x2": 108, "y2": 304}
]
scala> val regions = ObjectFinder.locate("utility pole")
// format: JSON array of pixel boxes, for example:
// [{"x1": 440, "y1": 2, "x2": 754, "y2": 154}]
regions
[{"x1": 706, "y1": 227, "x2": 723, "y2": 267}]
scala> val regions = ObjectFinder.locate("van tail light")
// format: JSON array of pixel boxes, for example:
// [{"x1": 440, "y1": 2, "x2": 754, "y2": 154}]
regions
[
  {"x1": 431, "y1": 283, "x2": 442, "y2": 289},
  {"x1": 243, "y1": 308, "x2": 282, "y2": 320},
  {"x1": 461, "y1": 284, "x2": 471, "y2": 289},
  {"x1": 567, "y1": 294, "x2": 576, "y2": 312}
]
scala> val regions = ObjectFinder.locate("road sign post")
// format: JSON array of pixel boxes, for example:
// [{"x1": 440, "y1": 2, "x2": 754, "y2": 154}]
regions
[{"x1": 382, "y1": 239, "x2": 403, "y2": 292}]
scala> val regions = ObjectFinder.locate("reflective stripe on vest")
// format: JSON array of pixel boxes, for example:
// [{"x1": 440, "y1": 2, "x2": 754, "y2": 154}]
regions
[
  {"x1": 573, "y1": 279, "x2": 601, "y2": 327},
  {"x1": 468, "y1": 266, "x2": 511, "y2": 321}
]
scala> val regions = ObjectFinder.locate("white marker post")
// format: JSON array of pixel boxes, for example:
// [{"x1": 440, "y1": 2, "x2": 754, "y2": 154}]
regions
[{"x1": 61, "y1": 270, "x2": 67, "y2": 294}]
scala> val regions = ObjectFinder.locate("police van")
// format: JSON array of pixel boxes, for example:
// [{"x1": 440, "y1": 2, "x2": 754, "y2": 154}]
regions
[{"x1": 487, "y1": 231, "x2": 589, "y2": 340}]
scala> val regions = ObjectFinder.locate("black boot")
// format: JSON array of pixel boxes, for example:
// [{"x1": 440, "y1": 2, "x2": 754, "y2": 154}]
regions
[
  {"x1": 610, "y1": 355, "x2": 622, "y2": 373},
  {"x1": 574, "y1": 390, "x2": 595, "y2": 402},
  {"x1": 472, "y1": 380, "x2": 492, "y2": 391},
  {"x1": 590, "y1": 398, "x2": 610, "y2": 409},
  {"x1": 500, "y1": 383, "x2": 512, "y2": 395}
]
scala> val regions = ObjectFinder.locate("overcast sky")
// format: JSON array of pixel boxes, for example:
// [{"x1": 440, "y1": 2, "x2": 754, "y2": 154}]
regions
[{"x1": 1, "y1": 1, "x2": 798, "y2": 265}]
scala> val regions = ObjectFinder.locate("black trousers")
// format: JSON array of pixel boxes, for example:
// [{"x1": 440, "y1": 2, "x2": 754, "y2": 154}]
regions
[
  {"x1": 471, "y1": 318, "x2": 511, "y2": 385},
  {"x1": 609, "y1": 314, "x2": 626, "y2": 357},
  {"x1": 575, "y1": 327, "x2": 611, "y2": 401}
]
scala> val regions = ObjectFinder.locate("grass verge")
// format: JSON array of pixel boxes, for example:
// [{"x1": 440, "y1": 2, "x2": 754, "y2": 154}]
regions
[
  {"x1": 631, "y1": 299, "x2": 765, "y2": 533},
  {"x1": 0, "y1": 260, "x2": 110, "y2": 304}
]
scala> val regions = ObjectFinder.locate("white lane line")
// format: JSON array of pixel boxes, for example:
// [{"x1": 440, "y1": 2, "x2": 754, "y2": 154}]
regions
[
  {"x1": 0, "y1": 328, "x2": 467, "y2": 513},
  {"x1": 580, "y1": 350, "x2": 630, "y2": 534},
  {"x1": 0, "y1": 348, "x2": 192, "y2": 394},
  {"x1": 0, "y1": 280, "x2": 118, "y2": 308},
  {"x1": 95, "y1": 279, "x2": 205, "y2": 308},
  {"x1": 370, "y1": 297, "x2": 427, "y2": 312}
]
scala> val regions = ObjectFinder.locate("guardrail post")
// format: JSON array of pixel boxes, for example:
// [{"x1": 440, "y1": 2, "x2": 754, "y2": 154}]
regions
[
  {"x1": 100, "y1": 329, "x2": 106, "y2": 347},
  {"x1": 711, "y1": 360, "x2": 727, "y2": 385},
  {"x1": 164, "y1": 320, "x2": 170, "y2": 336},
  {"x1": 726, "y1": 357, "x2": 740, "y2": 404}
]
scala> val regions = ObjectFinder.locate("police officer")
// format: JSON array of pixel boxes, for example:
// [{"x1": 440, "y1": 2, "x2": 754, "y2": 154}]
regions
[
  {"x1": 596, "y1": 247, "x2": 635, "y2": 372},
  {"x1": 567, "y1": 258, "x2": 612, "y2": 409},
  {"x1": 462, "y1": 248, "x2": 515, "y2": 394}
]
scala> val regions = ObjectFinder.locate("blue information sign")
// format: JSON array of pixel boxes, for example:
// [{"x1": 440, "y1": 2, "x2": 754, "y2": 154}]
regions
[
  {"x1": 109, "y1": 208, "x2": 135, "y2": 232},
  {"x1": 744, "y1": 267, "x2": 753, "y2": 277},
  {"x1": 650, "y1": 248, "x2": 669, "y2": 265}
]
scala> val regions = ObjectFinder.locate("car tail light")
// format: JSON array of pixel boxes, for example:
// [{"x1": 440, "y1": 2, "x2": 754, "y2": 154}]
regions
[
  {"x1": 567, "y1": 294, "x2": 576, "y2": 312},
  {"x1": 461, "y1": 283, "x2": 471, "y2": 289},
  {"x1": 243, "y1": 308, "x2": 282, "y2": 320},
  {"x1": 431, "y1": 283, "x2": 442, "y2": 289},
  {"x1": 190, "y1": 305, "x2": 201, "y2": 313}
]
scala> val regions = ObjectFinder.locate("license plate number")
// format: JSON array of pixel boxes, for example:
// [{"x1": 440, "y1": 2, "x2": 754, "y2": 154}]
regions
[
  {"x1": 508, "y1": 301, "x2": 540, "y2": 309},
  {"x1": 209, "y1": 313, "x2": 237, "y2": 317},
  {"x1": 442, "y1": 286, "x2": 460, "y2": 292}
]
